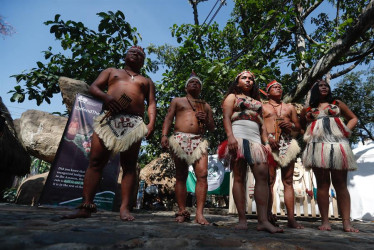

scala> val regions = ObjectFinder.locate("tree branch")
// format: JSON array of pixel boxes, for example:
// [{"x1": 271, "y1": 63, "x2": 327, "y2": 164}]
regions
[
  {"x1": 230, "y1": 0, "x2": 292, "y2": 63},
  {"x1": 283, "y1": 0, "x2": 374, "y2": 103},
  {"x1": 301, "y1": 0, "x2": 324, "y2": 20},
  {"x1": 297, "y1": 15, "x2": 320, "y2": 45},
  {"x1": 335, "y1": 45, "x2": 374, "y2": 66},
  {"x1": 358, "y1": 117, "x2": 374, "y2": 140},
  {"x1": 335, "y1": 0, "x2": 340, "y2": 29},
  {"x1": 267, "y1": 34, "x2": 293, "y2": 56},
  {"x1": 330, "y1": 59, "x2": 363, "y2": 79}
]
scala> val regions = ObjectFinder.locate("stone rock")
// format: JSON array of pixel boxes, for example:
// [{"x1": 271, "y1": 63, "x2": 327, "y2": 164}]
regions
[
  {"x1": 16, "y1": 172, "x2": 48, "y2": 206},
  {"x1": 58, "y1": 77, "x2": 91, "y2": 113},
  {"x1": 18, "y1": 110, "x2": 67, "y2": 163},
  {"x1": 140, "y1": 153, "x2": 176, "y2": 195},
  {"x1": 12, "y1": 119, "x2": 22, "y2": 143},
  {"x1": 0, "y1": 97, "x2": 30, "y2": 177}
]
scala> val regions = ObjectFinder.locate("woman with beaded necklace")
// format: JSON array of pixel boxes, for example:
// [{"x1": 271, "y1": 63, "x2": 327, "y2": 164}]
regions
[
  {"x1": 219, "y1": 70, "x2": 283, "y2": 233},
  {"x1": 300, "y1": 79, "x2": 359, "y2": 232}
]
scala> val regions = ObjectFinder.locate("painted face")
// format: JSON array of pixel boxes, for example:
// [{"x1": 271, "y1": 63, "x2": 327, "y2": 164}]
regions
[
  {"x1": 268, "y1": 84, "x2": 282, "y2": 96},
  {"x1": 318, "y1": 81, "x2": 330, "y2": 97},
  {"x1": 237, "y1": 72, "x2": 254, "y2": 92}
]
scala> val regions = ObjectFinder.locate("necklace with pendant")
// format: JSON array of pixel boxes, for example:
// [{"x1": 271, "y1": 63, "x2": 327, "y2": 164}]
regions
[{"x1": 124, "y1": 69, "x2": 138, "y2": 81}]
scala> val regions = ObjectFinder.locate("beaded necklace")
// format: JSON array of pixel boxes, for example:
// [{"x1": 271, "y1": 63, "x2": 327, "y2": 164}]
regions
[
  {"x1": 186, "y1": 96, "x2": 196, "y2": 111},
  {"x1": 269, "y1": 101, "x2": 283, "y2": 118}
]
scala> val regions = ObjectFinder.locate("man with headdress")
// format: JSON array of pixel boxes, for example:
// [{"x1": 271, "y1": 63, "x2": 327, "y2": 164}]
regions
[
  {"x1": 262, "y1": 80, "x2": 303, "y2": 229},
  {"x1": 63, "y1": 45, "x2": 156, "y2": 221},
  {"x1": 161, "y1": 71, "x2": 214, "y2": 224}
]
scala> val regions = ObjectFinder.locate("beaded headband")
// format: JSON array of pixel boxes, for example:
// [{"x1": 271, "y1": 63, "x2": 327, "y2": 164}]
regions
[
  {"x1": 185, "y1": 70, "x2": 202, "y2": 88},
  {"x1": 235, "y1": 70, "x2": 255, "y2": 82},
  {"x1": 266, "y1": 80, "x2": 282, "y2": 92}
]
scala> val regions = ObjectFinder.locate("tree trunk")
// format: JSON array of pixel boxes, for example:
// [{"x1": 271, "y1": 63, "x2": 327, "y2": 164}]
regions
[
  {"x1": 284, "y1": 0, "x2": 374, "y2": 103},
  {"x1": 191, "y1": 1, "x2": 200, "y2": 25}
]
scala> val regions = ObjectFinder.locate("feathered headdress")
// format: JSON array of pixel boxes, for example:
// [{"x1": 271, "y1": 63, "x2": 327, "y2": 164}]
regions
[
  {"x1": 266, "y1": 80, "x2": 282, "y2": 92},
  {"x1": 185, "y1": 70, "x2": 202, "y2": 87}
]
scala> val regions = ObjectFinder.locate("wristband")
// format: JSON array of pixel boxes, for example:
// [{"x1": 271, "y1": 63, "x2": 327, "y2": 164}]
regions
[
  {"x1": 264, "y1": 141, "x2": 269, "y2": 145},
  {"x1": 162, "y1": 134, "x2": 168, "y2": 137}
]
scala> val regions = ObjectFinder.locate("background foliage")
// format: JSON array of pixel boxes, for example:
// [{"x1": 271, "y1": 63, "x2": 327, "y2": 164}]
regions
[
  {"x1": 8, "y1": 1, "x2": 374, "y2": 165},
  {"x1": 332, "y1": 68, "x2": 374, "y2": 143},
  {"x1": 146, "y1": 0, "x2": 374, "y2": 158},
  {"x1": 9, "y1": 11, "x2": 157, "y2": 106}
]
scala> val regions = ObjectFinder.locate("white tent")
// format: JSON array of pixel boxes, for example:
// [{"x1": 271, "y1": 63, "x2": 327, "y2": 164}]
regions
[{"x1": 348, "y1": 140, "x2": 374, "y2": 221}]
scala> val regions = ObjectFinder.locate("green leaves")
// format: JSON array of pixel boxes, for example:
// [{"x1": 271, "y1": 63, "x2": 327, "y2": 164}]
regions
[
  {"x1": 332, "y1": 68, "x2": 374, "y2": 143},
  {"x1": 10, "y1": 10, "x2": 148, "y2": 106}
]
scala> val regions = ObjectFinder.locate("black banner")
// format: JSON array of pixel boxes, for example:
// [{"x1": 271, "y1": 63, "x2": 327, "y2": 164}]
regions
[{"x1": 39, "y1": 94, "x2": 120, "y2": 210}]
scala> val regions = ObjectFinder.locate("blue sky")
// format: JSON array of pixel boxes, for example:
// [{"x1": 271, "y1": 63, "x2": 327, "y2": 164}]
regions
[
  {"x1": 0, "y1": 0, "x2": 234, "y2": 118},
  {"x1": 1, "y1": 0, "x2": 370, "y2": 119}
]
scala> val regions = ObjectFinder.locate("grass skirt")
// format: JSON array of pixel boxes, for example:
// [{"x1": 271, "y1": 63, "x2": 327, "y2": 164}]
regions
[
  {"x1": 271, "y1": 135, "x2": 300, "y2": 168},
  {"x1": 168, "y1": 132, "x2": 208, "y2": 165},
  {"x1": 93, "y1": 112, "x2": 147, "y2": 154},
  {"x1": 302, "y1": 116, "x2": 357, "y2": 170},
  {"x1": 302, "y1": 142, "x2": 357, "y2": 170}
]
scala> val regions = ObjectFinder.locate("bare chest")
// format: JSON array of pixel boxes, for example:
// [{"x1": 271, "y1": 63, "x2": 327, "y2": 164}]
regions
[
  {"x1": 108, "y1": 72, "x2": 146, "y2": 95},
  {"x1": 263, "y1": 104, "x2": 291, "y2": 119}
]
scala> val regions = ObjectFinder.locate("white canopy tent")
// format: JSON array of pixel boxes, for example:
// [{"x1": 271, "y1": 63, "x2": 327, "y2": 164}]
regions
[{"x1": 348, "y1": 140, "x2": 374, "y2": 221}]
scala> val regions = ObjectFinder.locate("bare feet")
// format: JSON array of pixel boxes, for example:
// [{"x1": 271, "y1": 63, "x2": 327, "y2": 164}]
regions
[
  {"x1": 194, "y1": 214, "x2": 209, "y2": 225},
  {"x1": 175, "y1": 210, "x2": 190, "y2": 223},
  {"x1": 318, "y1": 222, "x2": 332, "y2": 231},
  {"x1": 287, "y1": 219, "x2": 304, "y2": 229},
  {"x1": 343, "y1": 225, "x2": 359, "y2": 233},
  {"x1": 257, "y1": 221, "x2": 284, "y2": 233},
  {"x1": 175, "y1": 214, "x2": 185, "y2": 223},
  {"x1": 234, "y1": 220, "x2": 248, "y2": 230},
  {"x1": 120, "y1": 209, "x2": 135, "y2": 221},
  {"x1": 268, "y1": 213, "x2": 279, "y2": 227},
  {"x1": 343, "y1": 220, "x2": 359, "y2": 232},
  {"x1": 61, "y1": 209, "x2": 91, "y2": 219}
]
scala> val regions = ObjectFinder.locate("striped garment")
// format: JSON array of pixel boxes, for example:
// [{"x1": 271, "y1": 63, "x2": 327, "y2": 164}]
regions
[{"x1": 302, "y1": 102, "x2": 357, "y2": 171}]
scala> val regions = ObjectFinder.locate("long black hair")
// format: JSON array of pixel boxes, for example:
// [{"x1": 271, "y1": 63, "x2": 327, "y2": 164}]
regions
[
  {"x1": 309, "y1": 79, "x2": 334, "y2": 108},
  {"x1": 222, "y1": 74, "x2": 260, "y2": 104}
]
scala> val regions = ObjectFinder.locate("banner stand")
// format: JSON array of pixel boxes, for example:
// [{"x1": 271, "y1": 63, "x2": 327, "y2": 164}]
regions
[{"x1": 38, "y1": 94, "x2": 120, "y2": 211}]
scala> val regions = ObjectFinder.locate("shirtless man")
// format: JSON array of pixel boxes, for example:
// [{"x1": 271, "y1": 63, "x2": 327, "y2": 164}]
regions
[
  {"x1": 63, "y1": 46, "x2": 156, "y2": 221},
  {"x1": 262, "y1": 80, "x2": 303, "y2": 229},
  {"x1": 161, "y1": 71, "x2": 214, "y2": 225}
]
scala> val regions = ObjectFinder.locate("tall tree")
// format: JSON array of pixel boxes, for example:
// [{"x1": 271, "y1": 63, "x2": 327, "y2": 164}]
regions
[
  {"x1": 9, "y1": 11, "x2": 157, "y2": 105},
  {"x1": 146, "y1": 0, "x2": 374, "y2": 159},
  {"x1": 8, "y1": 1, "x2": 374, "y2": 162}
]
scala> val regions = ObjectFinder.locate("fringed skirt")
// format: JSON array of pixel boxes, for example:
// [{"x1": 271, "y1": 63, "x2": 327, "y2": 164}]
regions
[
  {"x1": 93, "y1": 112, "x2": 148, "y2": 154},
  {"x1": 218, "y1": 120, "x2": 270, "y2": 167},
  {"x1": 168, "y1": 132, "x2": 209, "y2": 165},
  {"x1": 302, "y1": 116, "x2": 357, "y2": 171},
  {"x1": 269, "y1": 133, "x2": 300, "y2": 168}
]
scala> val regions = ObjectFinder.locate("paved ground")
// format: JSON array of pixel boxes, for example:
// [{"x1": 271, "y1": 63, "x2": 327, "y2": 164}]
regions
[{"x1": 0, "y1": 203, "x2": 373, "y2": 249}]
